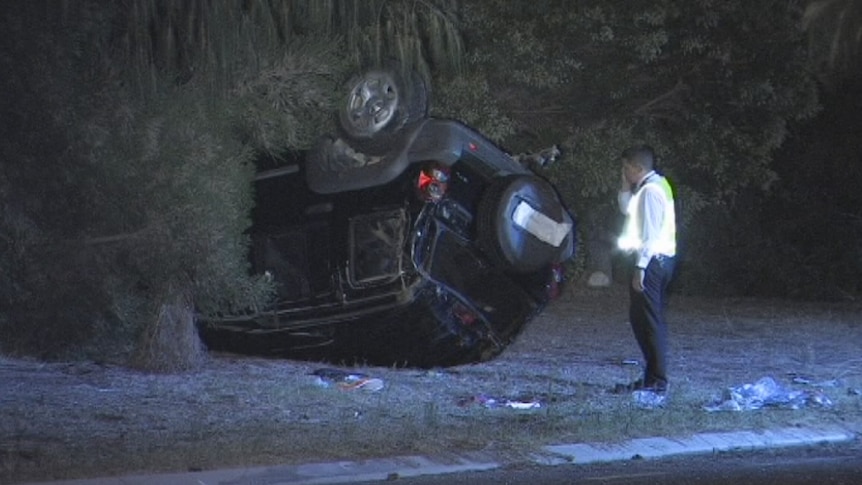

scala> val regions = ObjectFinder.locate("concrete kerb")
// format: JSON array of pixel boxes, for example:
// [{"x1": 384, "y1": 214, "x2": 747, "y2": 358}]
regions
[
  {"x1": 20, "y1": 425, "x2": 857, "y2": 485},
  {"x1": 534, "y1": 425, "x2": 855, "y2": 466}
]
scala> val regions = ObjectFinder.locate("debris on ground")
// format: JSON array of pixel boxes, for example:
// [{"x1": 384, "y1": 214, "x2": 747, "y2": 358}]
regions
[
  {"x1": 703, "y1": 376, "x2": 834, "y2": 412},
  {"x1": 456, "y1": 394, "x2": 542, "y2": 410},
  {"x1": 311, "y1": 368, "x2": 384, "y2": 391},
  {"x1": 632, "y1": 389, "x2": 667, "y2": 409}
]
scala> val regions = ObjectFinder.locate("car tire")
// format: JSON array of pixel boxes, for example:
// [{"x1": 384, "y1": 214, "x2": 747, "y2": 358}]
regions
[
  {"x1": 337, "y1": 64, "x2": 429, "y2": 156},
  {"x1": 477, "y1": 175, "x2": 574, "y2": 273}
]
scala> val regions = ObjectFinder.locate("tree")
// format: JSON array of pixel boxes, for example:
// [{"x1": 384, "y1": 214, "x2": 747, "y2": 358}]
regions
[
  {"x1": 432, "y1": 0, "x2": 820, "y2": 286},
  {"x1": 0, "y1": 2, "x2": 278, "y2": 366},
  {"x1": 114, "y1": 0, "x2": 463, "y2": 95},
  {"x1": 803, "y1": 0, "x2": 862, "y2": 81},
  {"x1": 0, "y1": 0, "x2": 466, "y2": 366}
]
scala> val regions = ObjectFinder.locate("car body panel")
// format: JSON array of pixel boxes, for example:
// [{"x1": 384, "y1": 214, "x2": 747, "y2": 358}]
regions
[
  {"x1": 306, "y1": 119, "x2": 531, "y2": 195},
  {"x1": 198, "y1": 116, "x2": 576, "y2": 366}
]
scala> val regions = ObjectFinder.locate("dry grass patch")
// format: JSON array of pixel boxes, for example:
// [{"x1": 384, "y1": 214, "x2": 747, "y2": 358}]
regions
[{"x1": 2, "y1": 286, "x2": 861, "y2": 483}]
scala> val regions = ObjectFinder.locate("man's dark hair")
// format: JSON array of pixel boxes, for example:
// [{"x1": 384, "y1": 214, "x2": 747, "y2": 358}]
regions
[{"x1": 621, "y1": 144, "x2": 655, "y2": 171}]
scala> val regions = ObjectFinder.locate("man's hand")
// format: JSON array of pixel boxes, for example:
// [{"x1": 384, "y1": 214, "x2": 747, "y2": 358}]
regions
[
  {"x1": 632, "y1": 268, "x2": 645, "y2": 292},
  {"x1": 621, "y1": 167, "x2": 630, "y2": 192}
]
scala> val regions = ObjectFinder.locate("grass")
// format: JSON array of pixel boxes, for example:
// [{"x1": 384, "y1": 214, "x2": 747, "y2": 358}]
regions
[
  {"x1": 1, "y1": 380, "x2": 854, "y2": 482},
  {"x1": 1, "y1": 287, "x2": 861, "y2": 483}
]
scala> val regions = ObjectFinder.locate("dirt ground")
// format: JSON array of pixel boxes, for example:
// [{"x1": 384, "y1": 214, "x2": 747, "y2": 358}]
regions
[{"x1": 2, "y1": 285, "x2": 861, "y2": 484}]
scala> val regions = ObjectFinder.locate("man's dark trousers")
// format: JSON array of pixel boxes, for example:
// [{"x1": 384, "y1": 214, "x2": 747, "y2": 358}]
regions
[{"x1": 629, "y1": 255, "x2": 676, "y2": 390}]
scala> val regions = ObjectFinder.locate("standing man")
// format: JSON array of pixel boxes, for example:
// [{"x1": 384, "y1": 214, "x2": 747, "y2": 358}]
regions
[{"x1": 616, "y1": 145, "x2": 677, "y2": 396}]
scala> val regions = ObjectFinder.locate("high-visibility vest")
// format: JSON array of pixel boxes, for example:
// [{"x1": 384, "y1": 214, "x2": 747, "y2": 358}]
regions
[{"x1": 617, "y1": 175, "x2": 676, "y2": 257}]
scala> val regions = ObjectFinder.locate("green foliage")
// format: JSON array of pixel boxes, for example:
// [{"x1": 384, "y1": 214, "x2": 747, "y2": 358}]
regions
[
  {"x1": 457, "y1": 0, "x2": 819, "y2": 201},
  {"x1": 442, "y1": 0, "x2": 821, "y2": 294},
  {"x1": 0, "y1": 58, "x2": 272, "y2": 359},
  {"x1": 114, "y1": 0, "x2": 463, "y2": 94},
  {"x1": 679, "y1": 82, "x2": 862, "y2": 300},
  {"x1": 431, "y1": 69, "x2": 517, "y2": 142},
  {"x1": 318, "y1": 0, "x2": 464, "y2": 79},
  {"x1": 86, "y1": 84, "x2": 266, "y2": 314},
  {"x1": 1, "y1": 0, "x2": 467, "y2": 362},
  {"x1": 0, "y1": 1, "x2": 121, "y2": 357},
  {"x1": 112, "y1": 0, "x2": 353, "y2": 152},
  {"x1": 803, "y1": 0, "x2": 862, "y2": 81},
  {"x1": 231, "y1": 38, "x2": 346, "y2": 154},
  {"x1": 0, "y1": 1, "x2": 347, "y2": 361}
]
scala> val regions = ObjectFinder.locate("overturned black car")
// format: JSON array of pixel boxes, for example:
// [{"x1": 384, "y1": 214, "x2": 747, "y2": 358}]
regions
[{"x1": 198, "y1": 66, "x2": 576, "y2": 367}]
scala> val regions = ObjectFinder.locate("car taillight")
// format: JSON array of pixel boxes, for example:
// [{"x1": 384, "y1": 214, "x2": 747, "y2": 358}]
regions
[
  {"x1": 453, "y1": 302, "x2": 478, "y2": 326},
  {"x1": 417, "y1": 164, "x2": 450, "y2": 202}
]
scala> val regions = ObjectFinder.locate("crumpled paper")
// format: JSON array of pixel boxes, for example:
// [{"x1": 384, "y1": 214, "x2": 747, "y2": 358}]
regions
[
  {"x1": 703, "y1": 376, "x2": 833, "y2": 412},
  {"x1": 456, "y1": 394, "x2": 542, "y2": 410},
  {"x1": 633, "y1": 389, "x2": 667, "y2": 409},
  {"x1": 311, "y1": 368, "x2": 384, "y2": 391}
]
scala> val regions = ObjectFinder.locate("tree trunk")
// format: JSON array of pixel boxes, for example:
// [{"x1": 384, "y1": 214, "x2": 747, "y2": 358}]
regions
[{"x1": 131, "y1": 286, "x2": 206, "y2": 372}]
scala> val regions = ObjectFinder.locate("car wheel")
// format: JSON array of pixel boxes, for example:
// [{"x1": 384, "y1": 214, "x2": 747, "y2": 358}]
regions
[
  {"x1": 337, "y1": 65, "x2": 429, "y2": 156},
  {"x1": 477, "y1": 175, "x2": 574, "y2": 273}
]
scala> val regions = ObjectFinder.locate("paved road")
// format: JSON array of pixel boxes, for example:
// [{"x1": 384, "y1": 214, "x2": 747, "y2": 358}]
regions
[{"x1": 356, "y1": 441, "x2": 862, "y2": 485}]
